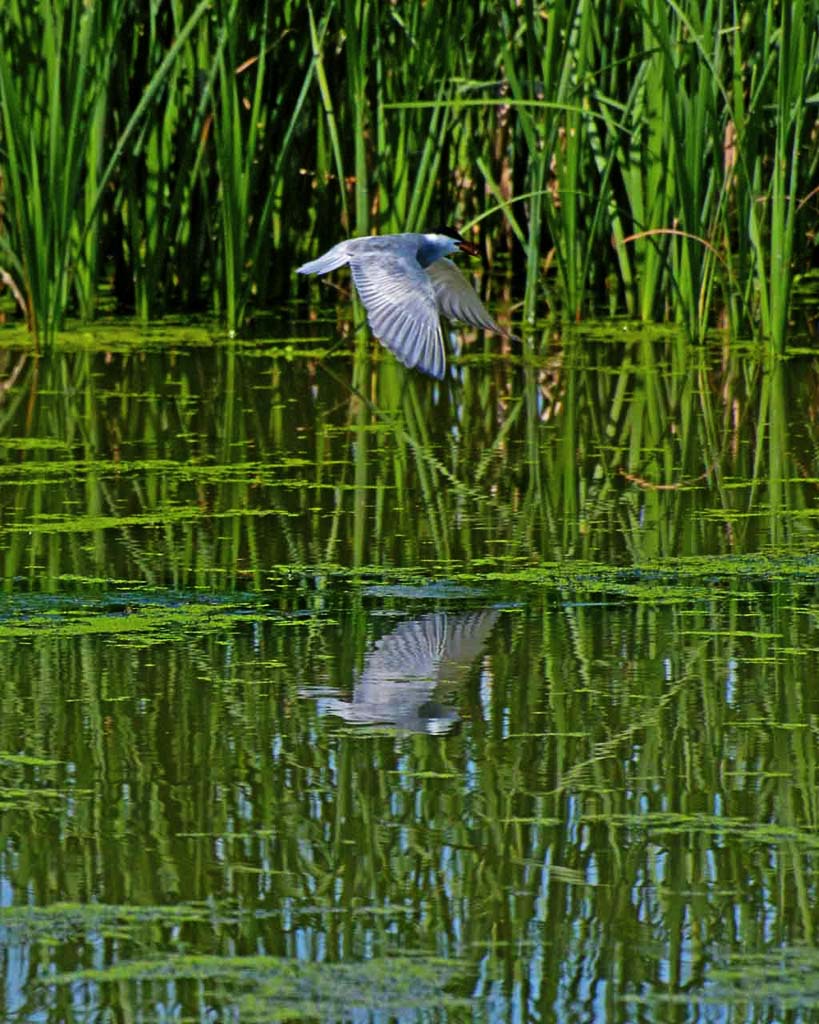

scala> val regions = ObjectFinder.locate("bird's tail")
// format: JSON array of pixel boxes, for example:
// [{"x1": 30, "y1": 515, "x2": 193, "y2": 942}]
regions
[{"x1": 296, "y1": 241, "x2": 350, "y2": 277}]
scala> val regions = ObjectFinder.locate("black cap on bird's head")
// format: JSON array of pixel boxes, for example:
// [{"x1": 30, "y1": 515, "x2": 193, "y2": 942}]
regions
[{"x1": 434, "y1": 225, "x2": 481, "y2": 257}]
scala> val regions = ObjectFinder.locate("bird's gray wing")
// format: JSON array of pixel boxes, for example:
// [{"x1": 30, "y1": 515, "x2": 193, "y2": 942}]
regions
[
  {"x1": 296, "y1": 239, "x2": 351, "y2": 276},
  {"x1": 358, "y1": 609, "x2": 500, "y2": 691},
  {"x1": 349, "y1": 248, "x2": 446, "y2": 380},
  {"x1": 426, "y1": 258, "x2": 506, "y2": 335}
]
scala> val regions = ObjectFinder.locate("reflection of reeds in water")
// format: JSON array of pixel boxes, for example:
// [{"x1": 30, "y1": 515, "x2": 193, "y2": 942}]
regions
[
  {"x1": 309, "y1": 608, "x2": 500, "y2": 733},
  {"x1": 2, "y1": 578, "x2": 819, "y2": 1021},
  {"x1": 1, "y1": 331, "x2": 816, "y2": 591}
]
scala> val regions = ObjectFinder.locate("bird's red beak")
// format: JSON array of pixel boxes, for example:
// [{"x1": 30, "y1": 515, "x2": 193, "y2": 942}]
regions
[{"x1": 457, "y1": 239, "x2": 481, "y2": 257}]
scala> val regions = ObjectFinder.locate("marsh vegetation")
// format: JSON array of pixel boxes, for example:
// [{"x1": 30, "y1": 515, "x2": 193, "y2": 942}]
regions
[
  {"x1": 0, "y1": 0, "x2": 817, "y2": 346},
  {"x1": 1, "y1": 2, "x2": 819, "y2": 1022}
]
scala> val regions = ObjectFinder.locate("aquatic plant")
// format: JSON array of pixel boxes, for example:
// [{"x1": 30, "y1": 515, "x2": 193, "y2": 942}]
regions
[
  {"x1": 0, "y1": 0, "x2": 816, "y2": 347},
  {"x1": 0, "y1": 0, "x2": 211, "y2": 346}
]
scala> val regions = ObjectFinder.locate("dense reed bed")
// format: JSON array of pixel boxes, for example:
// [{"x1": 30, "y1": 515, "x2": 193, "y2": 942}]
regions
[{"x1": 0, "y1": 0, "x2": 816, "y2": 349}]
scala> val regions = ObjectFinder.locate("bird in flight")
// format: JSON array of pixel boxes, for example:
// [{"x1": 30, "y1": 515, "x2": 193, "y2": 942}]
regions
[{"x1": 297, "y1": 228, "x2": 513, "y2": 379}]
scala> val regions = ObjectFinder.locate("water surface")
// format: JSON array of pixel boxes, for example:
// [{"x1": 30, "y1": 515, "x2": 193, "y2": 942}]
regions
[{"x1": 1, "y1": 322, "x2": 818, "y2": 1022}]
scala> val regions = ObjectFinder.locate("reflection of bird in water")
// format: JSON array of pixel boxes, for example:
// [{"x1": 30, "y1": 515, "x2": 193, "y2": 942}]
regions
[{"x1": 315, "y1": 609, "x2": 500, "y2": 734}]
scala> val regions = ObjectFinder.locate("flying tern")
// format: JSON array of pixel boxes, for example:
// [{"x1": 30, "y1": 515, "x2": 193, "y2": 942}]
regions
[{"x1": 297, "y1": 228, "x2": 512, "y2": 379}]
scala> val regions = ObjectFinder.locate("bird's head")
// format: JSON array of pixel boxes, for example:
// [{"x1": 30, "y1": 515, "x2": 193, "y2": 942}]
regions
[{"x1": 427, "y1": 226, "x2": 481, "y2": 258}]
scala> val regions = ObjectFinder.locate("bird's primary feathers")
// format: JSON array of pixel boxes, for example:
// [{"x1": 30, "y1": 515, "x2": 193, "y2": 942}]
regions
[{"x1": 296, "y1": 230, "x2": 510, "y2": 380}]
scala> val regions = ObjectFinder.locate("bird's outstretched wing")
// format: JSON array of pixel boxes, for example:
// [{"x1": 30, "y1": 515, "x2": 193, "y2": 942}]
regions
[
  {"x1": 427, "y1": 258, "x2": 508, "y2": 335},
  {"x1": 359, "y1": 609, "x2": 501, "y2": 689},
  {"x1": 349, "y1": 247, "x2": 446, "y2": 380},
  {"x1": 295, "y1": 239, "x2": 351, "y2": 276},
  {"x1": 313, "y1": 609, "x2": 499, "y2": 733}
]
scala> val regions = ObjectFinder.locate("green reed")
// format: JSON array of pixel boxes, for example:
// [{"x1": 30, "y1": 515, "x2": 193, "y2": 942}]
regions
[
  {"x1": 0, "y1": 0, "x2": 816, "y2": 348},
  {"x1": 0, "y1": 0, "x2": 211, "y2": 345},
  {"x1": 117, "y1": 2, "x2": 217, "y2": 321},
  {"x1": 0, "y1": 0, "x2": 128, "y2": 344},
  {"x1": 213, "y1": 2, "x2": 325, "y2": 331},
  {"x1": 755, "y1": 0, "x2": 817, "y2": 351}
]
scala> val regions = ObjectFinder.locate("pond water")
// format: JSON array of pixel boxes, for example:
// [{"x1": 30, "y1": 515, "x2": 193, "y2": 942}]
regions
[{"x1": 1, "y1": 320, "x2": 819, "y2": 1022}]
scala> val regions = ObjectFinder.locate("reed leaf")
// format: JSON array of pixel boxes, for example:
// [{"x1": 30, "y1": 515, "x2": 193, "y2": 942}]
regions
[{"x1": 0, "y1": 0, "x2": 815, "y2": 346}]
